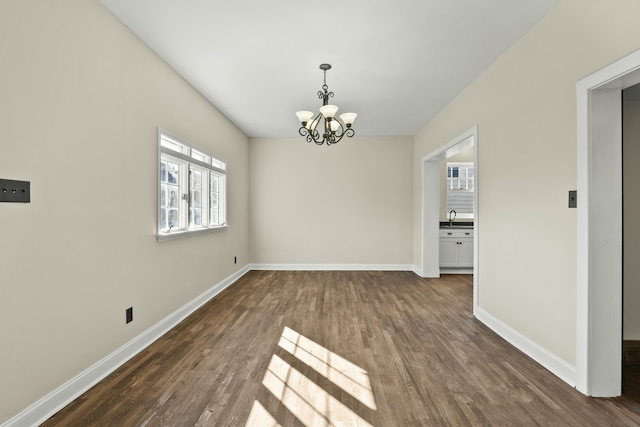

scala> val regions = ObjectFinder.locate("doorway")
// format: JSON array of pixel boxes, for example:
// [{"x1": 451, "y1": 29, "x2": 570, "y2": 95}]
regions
[
  {"x1": 576, "y1": 48, "x2": 640, "y2": 396},
  {"x1": 421, "y1": 125, "x2": 479, "y2": 314},
  {"x1": 622, "y1": 85, "x2": 640, "y2": 403}
]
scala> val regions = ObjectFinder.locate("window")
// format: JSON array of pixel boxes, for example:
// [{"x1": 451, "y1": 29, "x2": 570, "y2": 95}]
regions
[
  {"x1": 158, "y1": 128, "x2": 227, "y2": 240},
  {"x1": 446, "y1": 162, "x2": 474, "y2": 218}
]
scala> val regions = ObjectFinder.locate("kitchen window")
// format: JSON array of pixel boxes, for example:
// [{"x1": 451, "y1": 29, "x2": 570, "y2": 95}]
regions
[
  {"x1": 446, "y1": 162, "x2": 474, "y2": 218},
  {"x1": 158, "y1": 128, "x2": 227, "y2": 240}
]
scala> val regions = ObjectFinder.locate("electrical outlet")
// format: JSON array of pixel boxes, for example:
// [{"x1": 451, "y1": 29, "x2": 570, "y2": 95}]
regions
[{"x1": 126, "y1": 307, "x2": 133, "y2": 324}]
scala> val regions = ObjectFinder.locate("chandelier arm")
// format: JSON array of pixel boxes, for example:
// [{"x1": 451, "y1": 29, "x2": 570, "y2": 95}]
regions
[
  {"x1": 331, "y1": 130, "x2": 343, "y2": 144},
  {"x1": 299, "y1": 125, "x2": 325, "y2": 144},
  {"x1": 329, "y1": 123, "x2": 355, "y2": 145},
  {"x1": 333, "y1": 120, "x2": 346, "y2": 138}
]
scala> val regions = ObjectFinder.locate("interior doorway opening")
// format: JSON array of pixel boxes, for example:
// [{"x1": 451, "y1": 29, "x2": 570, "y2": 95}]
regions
[
  {"x1": 621, "y1": 84, "x2": 640, "y2": 402},
  {"x1": 421, "y1": 125, "x2": 479, "y2": 314},
  {"x1": 577, "y1": 49, "x2": 640, "y2": 397}
]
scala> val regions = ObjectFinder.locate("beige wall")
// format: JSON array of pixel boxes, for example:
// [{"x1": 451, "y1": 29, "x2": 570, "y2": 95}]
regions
[
  {"x1": 250, "y1": 137, "x2": 413, "y2": 265},
  {"x1": 414, "y1": 0, "x2": 640, "y2": 365},
  {"x1": 623, "y1": 100, "x2": 640, "y2": 340},
  {"x1": 0, "y1": 0, "x2": 249, "y2": 422}
]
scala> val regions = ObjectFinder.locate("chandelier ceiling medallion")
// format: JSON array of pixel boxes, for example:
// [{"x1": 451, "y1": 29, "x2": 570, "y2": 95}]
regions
[{"x1": 295, "y1": 64, "x2": 357, "y2": 146}]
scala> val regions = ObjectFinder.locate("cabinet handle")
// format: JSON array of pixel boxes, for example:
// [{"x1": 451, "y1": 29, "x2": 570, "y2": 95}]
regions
[
  {"x1": 447, "y1": 232, "x2": 452, "y2": 235},
  {"x1": 465, "y1": 232, "x2": 470, "y2": 235}
]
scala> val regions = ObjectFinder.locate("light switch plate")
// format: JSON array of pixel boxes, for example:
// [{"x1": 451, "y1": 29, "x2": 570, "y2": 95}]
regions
[
  {"x1": 0, "y1": 179, "x2": 30, "y2": 203},
  {"x1": 569, "y1": 190, "x2": 577, "y2": 208}
]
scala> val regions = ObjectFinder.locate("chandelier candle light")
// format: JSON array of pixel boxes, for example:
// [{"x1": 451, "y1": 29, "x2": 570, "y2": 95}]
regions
[{"x1": 295, "y1": 64, "x2": 357, "y2": 146}]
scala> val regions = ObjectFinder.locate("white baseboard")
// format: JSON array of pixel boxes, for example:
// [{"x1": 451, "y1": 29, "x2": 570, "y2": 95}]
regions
[
  {"x1": 2, "y1": 266, "x2": 251, "y2": 427},
  {"x1": 475, "y1": 307, "x2": 577, "y2": 387},
  {"x1": 440, "y1": 267, "x2": 473, "y2": 274},
  {"x1": 250, "y1": 263, "x2": 415, "y2": 271}
]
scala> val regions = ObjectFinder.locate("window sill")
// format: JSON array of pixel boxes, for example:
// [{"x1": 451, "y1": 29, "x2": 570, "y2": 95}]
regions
[{"x1": 157, "y1": 225, "x2": 228, "y2": 242}]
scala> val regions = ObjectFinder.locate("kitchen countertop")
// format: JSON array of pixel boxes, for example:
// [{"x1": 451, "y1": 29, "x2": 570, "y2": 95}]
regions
[{"x1": 439, "y1": 221, "x2": 474, "y2": 229}]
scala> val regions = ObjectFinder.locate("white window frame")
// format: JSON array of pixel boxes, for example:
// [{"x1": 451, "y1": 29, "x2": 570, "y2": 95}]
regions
[{"x1": 157, "y1": 128, "x2": 227, "y2": 241}]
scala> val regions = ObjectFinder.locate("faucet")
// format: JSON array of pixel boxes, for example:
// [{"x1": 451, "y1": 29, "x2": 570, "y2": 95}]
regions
[{"x1": 448, "y1": 209, "x2": 456, "y2": 226}]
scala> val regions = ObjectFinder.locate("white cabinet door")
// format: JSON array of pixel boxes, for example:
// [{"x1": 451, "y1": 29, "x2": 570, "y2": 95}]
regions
[
  {"x1": 439, "y1": 239, "x2": 460, "y2": 267},
  {"x1": 439, "y1": 229, "x2": 474, "y2": 268},
  {"x1": 458, "y1": 238, "x2": 474, "y2": 267}
]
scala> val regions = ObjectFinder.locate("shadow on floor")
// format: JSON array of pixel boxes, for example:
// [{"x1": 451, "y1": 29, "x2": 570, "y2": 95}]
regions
[{"x1": 621, "y1": 364, "x2": 640, "y2": 414}]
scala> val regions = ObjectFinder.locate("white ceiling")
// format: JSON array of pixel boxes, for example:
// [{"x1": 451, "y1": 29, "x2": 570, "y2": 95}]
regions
[{"x1": 99, "y1": 0, "x2": 559, "y2": 138}]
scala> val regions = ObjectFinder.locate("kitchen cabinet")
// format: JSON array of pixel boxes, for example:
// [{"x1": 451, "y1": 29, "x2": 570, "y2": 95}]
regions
[{"x1": 439, "y1": 228, "x2": 473, "y2": 268}]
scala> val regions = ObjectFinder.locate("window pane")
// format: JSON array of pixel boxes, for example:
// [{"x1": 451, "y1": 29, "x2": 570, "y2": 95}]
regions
[
  {"x1": 160, "y1": 161, "x2": 167, "y2": 183},
  {"x1": 211, "y1": 158, "x2": 226, "y2": 170},
  {"x1": 161, "y1": 136, "x2": 186, "y2": 153},
  {"x1": 167, "y1": 162, "x2": 179, "y2": 184},
  {"x1": 192, "y1": 190, "x2": 201, "y2": 206},
  {"x1": 210, "y1": 174, "x2": 219, "y2": 226},
  {"x1": 190, "y1": 208, "x2": 202, "y2": 226},
  {"x1": 190, "y1": 169, "x2": 202, "y2": 227},
  {"x1": 168, "y1": 186, "x2": 179, "y2": 207},
  {"x1": 160, "y1": 185, "x2": 167, "y2": 207},
  {"x1": 161, "y1": 209, "x2": 167, "y2": 230},
  {"x1": 192, "y1": 149, "x2": 208, "y2": 163},
  {"x1": 191, "y1": 169, "x2": 202, "y2": 188},
  {"x1": 168, "y1": 209, "x2": 178, "y2": 228}
]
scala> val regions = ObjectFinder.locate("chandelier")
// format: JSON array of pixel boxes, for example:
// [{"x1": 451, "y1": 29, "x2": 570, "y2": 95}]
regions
[{"x1": 295, "y1": 64, "x2": 357, "y2": 146}]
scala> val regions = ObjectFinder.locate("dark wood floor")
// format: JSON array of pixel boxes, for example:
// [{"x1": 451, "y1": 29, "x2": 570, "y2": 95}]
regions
[{"x1": 42, "y1": 271, "x2": 640, "y2": 426}]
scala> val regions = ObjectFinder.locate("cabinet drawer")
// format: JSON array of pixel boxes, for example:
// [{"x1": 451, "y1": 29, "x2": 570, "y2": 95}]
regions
[{"x1": 439, "y1": 229, "x2": 474, "y2": 238}]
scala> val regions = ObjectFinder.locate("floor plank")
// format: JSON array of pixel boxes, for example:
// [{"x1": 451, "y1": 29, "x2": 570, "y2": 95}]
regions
[{"x1": 41, "y1": 271, "x2": 640, "y2": 426}]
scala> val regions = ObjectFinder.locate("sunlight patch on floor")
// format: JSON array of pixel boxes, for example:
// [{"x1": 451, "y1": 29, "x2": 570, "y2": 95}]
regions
[
  {"x1": 245, "y1": 400, "x2": 281, "y2": 427},
  {"x1": 246, "y1": 327, "x2": 377, "y2": 426},
  {"x1": 279, "y1": 326, "x2": 377, "y2": 410}
]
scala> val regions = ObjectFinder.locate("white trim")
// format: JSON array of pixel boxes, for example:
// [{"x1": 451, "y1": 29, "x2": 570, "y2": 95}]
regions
[
  {"x1": 250, "y1": 263, "x2": 415, "y2": 272},
  {"x1": 157, "y1": 224, "x2": 229, "y2": 242},
  {"x1": 576, "y1": 48, "x2": 640, "y2": 396},
  {"x1": 476, "y1": 307, "x2": 577, "y2": 387},
  {"x1": 422, "y1": 158, "x2": 442, "y2": 278},
  {"x1": 2, "y1": 266, "x2": 251, "y2": 427}
]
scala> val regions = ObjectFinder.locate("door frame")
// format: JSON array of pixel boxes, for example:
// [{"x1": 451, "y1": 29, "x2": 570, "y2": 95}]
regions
[
  {"x1": 576, "y1": 48, "x2": 640, "y2": 396},
  {"x1": 421, "y1": 125, "x2": 479, "y2": 313}
]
